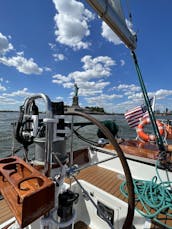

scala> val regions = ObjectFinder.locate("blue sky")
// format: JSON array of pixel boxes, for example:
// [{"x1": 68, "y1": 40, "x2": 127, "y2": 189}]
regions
[{"x1": 0, "y1": 0, "x2": 172, "y2": 113}]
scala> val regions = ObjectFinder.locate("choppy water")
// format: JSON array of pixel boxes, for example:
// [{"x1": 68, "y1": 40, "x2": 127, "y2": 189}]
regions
[{"x1": 0, "y1": 111, "x2": 171, "y2": 159}]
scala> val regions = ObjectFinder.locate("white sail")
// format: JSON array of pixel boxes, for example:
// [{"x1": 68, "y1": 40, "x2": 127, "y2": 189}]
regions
[
  {"x1": 86, "y1": 0, "x2": 137, "y2": 50},
  {"x1": 108, "y1": 0, "x2": 125, "y2": 21}
]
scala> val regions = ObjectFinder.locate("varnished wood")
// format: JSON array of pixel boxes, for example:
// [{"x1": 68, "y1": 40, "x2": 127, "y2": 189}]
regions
[
  {"x1": 104, "y1": 140, "x2": 172, "y2": 162},
  {"x1": 0, "y1": 156, "x2": 55, "y2": 228},
  {"x1": 1, "y1": 151, "x2": 172, "y2": 228},
  {"x1": 0, "y1": 198, "x2": 13, "y2": 225},
  {"x1": 0, "y1": 150, "x2": 89, "y2": 228},
  {"x1": 104, "y1": 140, "x2": 159, "y2": 159}
]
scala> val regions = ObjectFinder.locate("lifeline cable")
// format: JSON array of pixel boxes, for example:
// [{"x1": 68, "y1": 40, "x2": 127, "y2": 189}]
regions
[{"x1": 73, "y1": 128, "x2": 98, "y2": 146}]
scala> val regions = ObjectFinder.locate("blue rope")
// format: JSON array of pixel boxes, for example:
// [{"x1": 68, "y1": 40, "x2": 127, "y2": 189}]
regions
[{"x1": 120, "y1": 161, "x2": 172, "y2": 228}]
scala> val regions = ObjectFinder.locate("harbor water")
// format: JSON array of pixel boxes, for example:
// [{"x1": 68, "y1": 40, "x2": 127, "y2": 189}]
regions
[{"x1": 0, "y1": 111, "x2": 171, "y2": 159}]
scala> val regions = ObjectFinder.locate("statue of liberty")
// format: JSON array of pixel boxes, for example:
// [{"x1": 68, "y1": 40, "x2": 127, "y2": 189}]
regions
[
  {"x1": 71, "y1": 83, "x2": 81, "y2": 108},
  {"x1": 74, "y1": 83, "x2": 79, "y2": 97}
]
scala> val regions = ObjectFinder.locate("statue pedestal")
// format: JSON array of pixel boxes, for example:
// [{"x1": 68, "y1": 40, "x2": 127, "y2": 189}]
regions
[
  {"x1": 72, "y1": 96, "x2": 79, "y2": 107},
  {"x1": 67, "y1": 95, "x2": 83, "y2": 112}
]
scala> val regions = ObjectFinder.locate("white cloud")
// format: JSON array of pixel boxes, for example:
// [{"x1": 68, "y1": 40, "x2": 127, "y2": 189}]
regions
[
  {"x1": 63, "y1": 82, "x2": 75, "y2": 89},
  {"x1": 52, "y1": 0, "x2": 94, "y2": 50},
  {"x1": 101, "y1": 22, "x2": 123, "y2": 45},
  {"x1": 0, "y1": 83, "x2": 6, "y2": 91},
  {"x1": 71, "y1": 81, "x2": 110, "y2": 96},
  {"x1": 120, "y1": 59, "x2": 125, "y2": 66},
  {"x1": 155, "y1": 89, "x2": 172, "y2": 99},
  {"x1": 114, "y1": 100, "x2": 136, "y2": 113},
  {"x1": 55, "y1": 96, "x2": 63, "y2": 101},
  {"x1": 69, "y1": 55, "x2": 115, "y2": 82},
  {"x1": 86, "y1": 93, "x2": 122, "y2": 103},
  {"x1": 53, "y1": 53, "x2": 65, "y2": 61},
  {"x1": 0, "y1": 32, "x2": 43, "y2": 75},
  {"x1": 85, "y1": 93, "x2": 123, "y2": 112},
  {"x1": 127, "y1": 92, "x2": 143, "y2": 101},
  {"x1": 82, "y1": 55, "x2": 115, "y2": 70},
  {"x1": 126, "y1": 89, "x2": 172, "y2": 102},
  {"x1": 0, "y1": 95, "x2": 18, "y2": 105},
  {"x1": 44, "y1": 67, "x2": 52, "y2": 72},
  {"x1": 115, "y1": 84, "x2": 141, "y2": 92},
  {"x1": 2, "y1": 88, "x2": 33, "y2": 97},
  {"x1": 52, "y1": 55, "x2": 115, "y2": 97},
  {"x1": 0, "y1": 33, "x2": 13, "y2": 55},
  {"x1": 101, "y1": 19, "x2": 135, "y2": 46},
  {"x1": 51, "y1": 55, "x2": 126, "y2": 111},
  {"x1": 52, "y1": 73, "x2": 71, "y2": 84},
  {"x1": 0, "y1": 55, "x2": 43, "y2": 75},
  {"x1": 0, "y1": 88, "x2": 34, "y2": 109},
  {"x1": 48, "y1": 43, "x2": 56, "y2": 50}
]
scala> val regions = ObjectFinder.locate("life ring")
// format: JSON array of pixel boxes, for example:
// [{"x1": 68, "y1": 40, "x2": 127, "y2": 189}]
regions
[
  {"x1": 136, "y1": 117, "x2": 164, "y2": 142},
  {"x1": 165, "y1": 124, "x2": 172, "y2": 139}
]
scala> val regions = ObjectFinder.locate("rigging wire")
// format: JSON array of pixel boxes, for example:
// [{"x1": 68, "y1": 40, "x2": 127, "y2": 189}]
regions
[
  {"x1": 131, "y1": 51, "x2": 166, "y2": 153},
  {"x1": 73, "y1": 128, "x2": 98, "y2": 146}
]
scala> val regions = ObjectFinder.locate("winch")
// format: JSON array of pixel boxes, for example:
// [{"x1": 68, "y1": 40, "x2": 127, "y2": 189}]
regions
[{"x1": 14, "y1": 93, "x2": 67, "y2": 172}]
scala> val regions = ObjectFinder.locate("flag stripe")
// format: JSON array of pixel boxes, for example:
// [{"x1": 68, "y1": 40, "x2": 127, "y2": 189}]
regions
[
  {"x1": 124, "y1": 106, "x2": 141, "y2": 116},
  {"x1": 128, "y1": 121, "x2": 140, "y2": 128},
  {"x1": 124, "y1": 98, "x2": 153, "y2": 129},
  {"x1": 125, "y1": 106, "x2": 144, "y2": 128},
  {"x1": 125, "y1": 110, "x2": 143, "y2": 120}
]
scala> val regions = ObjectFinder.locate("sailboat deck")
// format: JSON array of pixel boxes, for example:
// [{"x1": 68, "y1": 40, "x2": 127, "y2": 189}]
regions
[
  {"x1": 0, "y1": 198, "x2": 13, "y2": 226},
  {"x1": 0, "y1": 165, "x2": 172, "y2": 228},
  {"x1": 68, "y1": 165, "x2": 172, "y2": 229}
]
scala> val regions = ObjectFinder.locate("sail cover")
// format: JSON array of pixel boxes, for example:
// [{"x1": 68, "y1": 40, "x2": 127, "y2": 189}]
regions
[{"x1": 86, "y1": 0, "x2": 136, "y2": 50}]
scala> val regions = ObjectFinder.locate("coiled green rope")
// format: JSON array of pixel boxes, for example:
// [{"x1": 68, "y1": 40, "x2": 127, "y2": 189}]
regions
[{"x1": 120, "y1": 161, "x2": 172, "y2": 228}]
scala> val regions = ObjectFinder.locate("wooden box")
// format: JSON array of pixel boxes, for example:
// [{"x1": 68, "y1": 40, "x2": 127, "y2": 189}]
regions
[{"x1": 0, "y1": 156, "x2": 55, "y2": 228}]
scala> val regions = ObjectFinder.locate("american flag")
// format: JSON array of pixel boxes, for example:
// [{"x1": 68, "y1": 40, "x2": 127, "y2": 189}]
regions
[{"x1": 124, "y1": 98, "x2": 154, "y2": 128}]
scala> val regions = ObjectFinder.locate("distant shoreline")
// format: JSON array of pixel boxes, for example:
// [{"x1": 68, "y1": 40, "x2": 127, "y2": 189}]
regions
[
  {"x1": 0, "y1": 110, "x2": 115, "y2": 115},
  {"x1": 0, "y1": 110, "x2": 18, "y2": 112},
  {"x1": 0, "y1": 110, "x2": 171, "y2": 116}
]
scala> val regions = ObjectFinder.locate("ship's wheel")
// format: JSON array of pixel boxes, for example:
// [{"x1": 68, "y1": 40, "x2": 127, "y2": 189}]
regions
[{"x1": 66, "y1": 111, "x2": 135, "y2": 229}]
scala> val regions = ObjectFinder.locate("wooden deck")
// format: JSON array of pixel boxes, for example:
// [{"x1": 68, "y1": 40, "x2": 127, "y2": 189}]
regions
[
  {"x1": 0, "y1": 197, "x2": 13, "y2": 226},
  {"x1": 67, "y1": 165, "x2": 172, "y2": 229},
  {"x1": 0, "y1": 164, "x2": 172, "y2": 228}
]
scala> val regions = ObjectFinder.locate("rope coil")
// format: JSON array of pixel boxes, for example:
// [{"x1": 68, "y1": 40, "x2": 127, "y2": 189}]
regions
[{"x1": 120, "y1": 161, "x2": 172, "y2": 228}]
